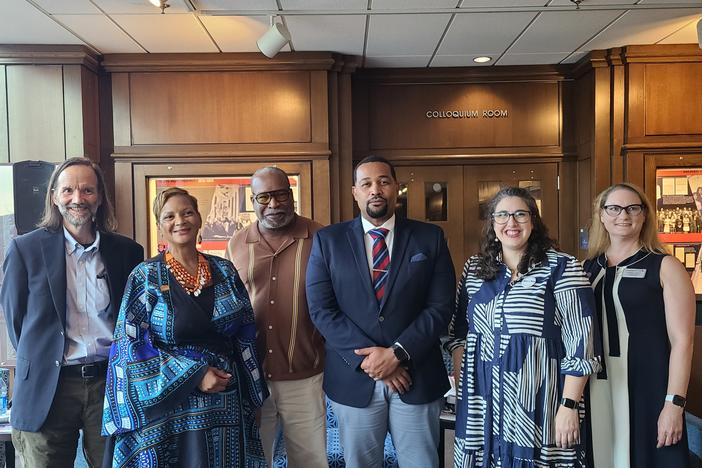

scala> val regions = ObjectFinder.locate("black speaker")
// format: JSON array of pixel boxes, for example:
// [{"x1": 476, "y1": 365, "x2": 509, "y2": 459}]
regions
[{"x1": 12, "y1": 161, "x2": 56, "y2": 235}]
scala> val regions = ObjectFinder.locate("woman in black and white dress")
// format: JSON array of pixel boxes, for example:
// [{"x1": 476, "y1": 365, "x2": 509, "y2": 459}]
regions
[{"x1": 583, "y1": 183, "x2": 695, "y2": 468}]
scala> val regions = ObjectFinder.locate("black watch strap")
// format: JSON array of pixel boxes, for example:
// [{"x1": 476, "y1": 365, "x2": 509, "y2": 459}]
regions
[
  {"x1": 665, "y1": 394, "x2": 686, "y2": 408},
  {"x1": 560, "y1": 397, "x2": 578, "y2": 409},
  {"x1": 391, "y1": 343, "x2": 409, "y2": 363}
]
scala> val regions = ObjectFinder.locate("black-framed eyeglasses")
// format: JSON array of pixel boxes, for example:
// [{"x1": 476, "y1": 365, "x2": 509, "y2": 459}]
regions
[
  {"x1": 251, "y1": 189, "x2": 291, "y2": 205},
  {"x1": 492, "y1": 210, "x2": 531, "y2": 224},
  {"x1": 602, "y1": 204, "x2": 644, "y2": 217}
]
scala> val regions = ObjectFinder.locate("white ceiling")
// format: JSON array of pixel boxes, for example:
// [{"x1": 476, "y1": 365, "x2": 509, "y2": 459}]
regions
[{"x1": 1, "y1": 0, "x2": 701, "y2": 67}]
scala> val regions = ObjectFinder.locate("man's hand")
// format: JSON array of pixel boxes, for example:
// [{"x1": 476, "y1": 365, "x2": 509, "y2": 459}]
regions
[
  {"x1": 383, "y1": 367, "x2": 412, "y2": 394},
  {"x1": 355, "y1": 346, "x2": 399, "y2": 380},
  {"x1": 198, "y1": 367, "x2": 231, "y2": 393}
]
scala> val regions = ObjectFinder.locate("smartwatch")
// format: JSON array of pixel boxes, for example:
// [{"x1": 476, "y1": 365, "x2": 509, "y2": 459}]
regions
[
  {"x1": 560, "y1": 397, "x2": 578, "y2": 409},
  {"x1": 391, "y1": 343, "x2": 410, "y2": 363},
  {"x1": 665, "y1": 394, "x2": 686, "y2": 408}
]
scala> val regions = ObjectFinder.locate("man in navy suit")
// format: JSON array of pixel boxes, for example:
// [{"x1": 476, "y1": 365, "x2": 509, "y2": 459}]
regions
[
  {"x1": 306, "y1": 155, "x2": 455, "y2": 468},
  {"x1": 0, "y1": 157, "x2": 143, "y2": 467}
]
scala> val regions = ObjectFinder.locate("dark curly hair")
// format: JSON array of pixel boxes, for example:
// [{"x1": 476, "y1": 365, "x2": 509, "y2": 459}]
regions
[{"x1": 476, "y1": 186, "x2": 556, "y2": 280}]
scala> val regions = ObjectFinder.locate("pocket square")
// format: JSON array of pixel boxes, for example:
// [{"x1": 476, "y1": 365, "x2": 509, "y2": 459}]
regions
[{"x1": 410, "y1": 252, "x2": 428, "y2": 262}]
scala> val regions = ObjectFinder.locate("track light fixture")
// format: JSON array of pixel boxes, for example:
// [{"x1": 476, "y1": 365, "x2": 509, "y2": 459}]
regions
[
  {"x1": 149, "y1": 0, "x2": 170, "y2": 14},
  {"x1": 257, "y1": 16, "x2": 291, "y2": 58}
]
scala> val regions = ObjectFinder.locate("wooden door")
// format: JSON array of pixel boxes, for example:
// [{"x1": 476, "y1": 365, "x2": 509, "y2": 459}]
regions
[
  {"x1": 395, "y1": 166, "x2": 464, "y2": 276},
  {"x1": 463, "y1": 163, "x2": 559, "y2": 262}
]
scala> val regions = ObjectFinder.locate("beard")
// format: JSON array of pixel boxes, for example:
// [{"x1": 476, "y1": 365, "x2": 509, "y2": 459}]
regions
[
  {"x1": 259, "y1": 209, "x2": 295, "y2": 230},
  {"x1": 366, "y1": 197, "x2": 388, "y2": 219},
  {"x1": 57, "y1": 202, "x2": 96, "y2": 228}
]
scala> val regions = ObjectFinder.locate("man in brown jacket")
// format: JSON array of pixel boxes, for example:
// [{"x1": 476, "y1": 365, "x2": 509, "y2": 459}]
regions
[{"x1": 226, "y1": 167, "x2": 328, "y2": 468}]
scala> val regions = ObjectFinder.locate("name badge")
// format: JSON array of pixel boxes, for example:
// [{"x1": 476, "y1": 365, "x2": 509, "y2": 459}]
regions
[
  {"x1": 622, "y1": 268, "x2": 646, "y2": 278},
  {"x1": 521, "y1": 277, "x2": 536, "y2": 287}
]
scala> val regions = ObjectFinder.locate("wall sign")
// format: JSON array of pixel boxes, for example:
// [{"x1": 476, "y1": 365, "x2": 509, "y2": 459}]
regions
[{"x1": 425, "y1": 109, "x2": 509, "y2": 119}]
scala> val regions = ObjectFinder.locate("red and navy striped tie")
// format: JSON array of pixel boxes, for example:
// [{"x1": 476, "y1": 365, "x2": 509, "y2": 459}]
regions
[{"x1": 369, "y1": 228, "x2": 390, "y2": 302}]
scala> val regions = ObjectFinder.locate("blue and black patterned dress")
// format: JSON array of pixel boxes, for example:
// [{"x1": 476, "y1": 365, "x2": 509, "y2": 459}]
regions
[
  {"x1": 446, "y1": 249, "x2": 600, "y2": 468},
  {"x1": 102, "y1": 253, "x2": 268, "y2": 467}
]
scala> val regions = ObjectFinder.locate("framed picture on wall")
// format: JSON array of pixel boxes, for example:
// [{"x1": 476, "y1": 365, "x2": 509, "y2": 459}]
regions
[{"x1": 147, "y1": 174, "x2": 301, "y2": 258}]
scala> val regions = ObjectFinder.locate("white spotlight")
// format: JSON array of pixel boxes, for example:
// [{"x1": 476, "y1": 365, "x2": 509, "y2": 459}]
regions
[{"x1": 257, "y1": 18, "x2": 291, "y2": 58}]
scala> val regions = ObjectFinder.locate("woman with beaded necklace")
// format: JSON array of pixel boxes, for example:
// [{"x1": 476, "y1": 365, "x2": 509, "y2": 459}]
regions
[{"x1": 101, "y1": 187, "x2": 268, "y2": 467}]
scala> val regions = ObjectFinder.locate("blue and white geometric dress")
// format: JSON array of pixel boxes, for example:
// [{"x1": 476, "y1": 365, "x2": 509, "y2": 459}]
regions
[{"x1": 446, "y1": 250, "x2": 600, "y2": 468}]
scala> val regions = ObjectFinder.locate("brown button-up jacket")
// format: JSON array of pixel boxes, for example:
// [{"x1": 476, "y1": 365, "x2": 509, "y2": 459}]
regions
[{"x1": 226, "y1": 215, "x2": 325, "y2": 381}]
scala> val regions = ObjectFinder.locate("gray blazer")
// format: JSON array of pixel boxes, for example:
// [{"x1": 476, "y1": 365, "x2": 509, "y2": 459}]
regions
[{"x1": 0, "y1": 228, "x2": 143, "y2": 431}]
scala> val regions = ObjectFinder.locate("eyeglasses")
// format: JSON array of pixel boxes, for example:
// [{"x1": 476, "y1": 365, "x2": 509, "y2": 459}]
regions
[
  {"x1": 251, "y1": 189, "x2": 291, "y2": 205},
  {"x1": 602, "y1": 204, "x2": 644, "y2": 217},
  {"x1": 492, "y1": 210, "x2": 531, "y2": 224}
]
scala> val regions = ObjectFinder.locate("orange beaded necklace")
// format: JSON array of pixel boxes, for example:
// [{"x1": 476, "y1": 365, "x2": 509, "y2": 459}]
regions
[{"x1": 165, "y1": 251, "x2": 212, "y2": 296}]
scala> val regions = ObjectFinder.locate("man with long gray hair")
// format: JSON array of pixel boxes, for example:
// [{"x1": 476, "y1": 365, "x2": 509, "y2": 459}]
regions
[
  {"x1": 0, "y1": 157, "x2": 143, "y2": 467},
  {"x1": 226, "y1": 167, "x2": 328, "y2": 468}
]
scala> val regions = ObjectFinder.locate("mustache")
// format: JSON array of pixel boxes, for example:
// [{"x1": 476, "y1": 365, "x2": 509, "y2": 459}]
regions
[
  {"x1": 65, "y1": 203, "x2": 89, "y2": 210},
  {"x1": 368, "y1": 196, "x2": 387, "y2": 204}
]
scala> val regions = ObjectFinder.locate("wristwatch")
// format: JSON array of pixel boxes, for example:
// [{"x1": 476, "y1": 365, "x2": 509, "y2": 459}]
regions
[
  {"x1": 665, "y1": 394, "x2": 687, "y2": 408},
  {"x1": 560, "y1": 397, "x2": 578, "y2": 409},
  {"x1": 391, "y1": 343, "x2": 410, "y2": 363}
]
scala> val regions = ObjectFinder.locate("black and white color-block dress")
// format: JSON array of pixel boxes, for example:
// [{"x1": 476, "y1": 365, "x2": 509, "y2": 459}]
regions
[
  {"x1": 446, "y1": 249, "x2": 600, "y2": 468},
  {"x1": 583, "y1": 250, "x2": 689, "y2": 468}
]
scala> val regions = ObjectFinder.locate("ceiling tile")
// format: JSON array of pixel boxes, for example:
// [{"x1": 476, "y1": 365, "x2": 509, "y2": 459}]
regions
[
  {"x1": 285, "y1": 15, "x2": 365, "y2": 55},
  {"x1": 580, "y1": 8, "x2": 702, "y2": 50},
  {"x1": 430, "y1": 55, "x2": 495, "y2": 66},
  {"x1": 366, "y1": 13, "x2": 451, "y2": 56},
  {"x1": 93, "y1": 0, "x2": 192, "y2": 14},
  {"x1": 281, "y1": 0, "x2": 367, "y2": 10},
  {"x1": 364, "y1": 55, "x2": 432, "y2": 67},
  {"x1": 548, "y1": 0, "x2": 635, "y2": 5},
  {"x1": 510, "y1": 9, "x2": 625, "y2": 53},
  {"x1": 0, "y1": 0, "x2": 84, "y2": 44},
  {"x1": 638, "y1": 0, "x2": 702, "y2": 4},
  {"x1": 658, "y1": 16, "x2": 702, "y2": 43},
  {"x1": 194, "y1": 0, "x2": 277, "y2": 10},
  {"x1": 199, "y1": 15, "x2": 268, "y2": 52},
  {"x1": 53, "y1": 14, "x2": 145, "y2": 53},
  {"x1": 111, "y1": 14, "x2": 218, "y2": 52},
  {"x1": 460, "y1": 0, "x2": 548, "y2": 7},
  {"x1": 372, "y1": 0, "x2": 459, "y2": 9},
  {"x1": 437, "y1": 12, "x2": 536, "y2": 55},
  {"x1": 30, "y1": 0, "x2": 101, "y2": 15},
  {"x1": 497, "y1": 52, "x2": 569, "y2": 65}
]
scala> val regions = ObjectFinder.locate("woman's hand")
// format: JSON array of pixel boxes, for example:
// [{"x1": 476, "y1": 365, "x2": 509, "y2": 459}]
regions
[
  {"x1": 554, "y1": 405, "x2": 580, "y2": 448},
  {"x1": 198, "y1": 366, "x2": 231, "y2": 393},
  {"x1": 657, "y1": 401, "x2": 684, "y2": 448}
]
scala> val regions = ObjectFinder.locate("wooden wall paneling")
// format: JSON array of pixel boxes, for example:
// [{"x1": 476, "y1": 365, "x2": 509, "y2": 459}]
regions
[
  {"x1": 111, "y1": 73, "x2": 131, "y2": 147},
  {"x1": 129, "y1": 71, "x2": 312, "y2": 145},
  {"x1": 327, "y1": 71, "x2": 340, "y2": 223},
  {"x1": 310, "y1": 70, "x2": 329, "y2": 145},
  {"x1": 81, "y1": 67, "x2": 99, "y2": 160},
  {"x1": 351, "y1": 79, "x2": 369, "y2": 157},
  {"x1": 644, "y1": 63, "x2": 702, "y2": 137},
  {"x1": 577, "y1": 157, "x2": 592, "y2": 260},
  {"x1": 367, "y1": 81, "x2": 561, "y2": 151},
  {"x1": 593, "y1": 66, "x2": 612, "y2": 195},
  {"x1": 63, "y1": 65, "x2": 85, "y2": 158},
  {"x1": 559, "y1": 159, "x2": 577, "y2": 255},
  {"x1": 114, "y1": 160, "x2": 134, "y2": 238},
  {"x1": 312, "y1": 158, "x2": 331, "y2": 226},
  {"x1": 7, "y1": 65, "x2": 65, "y2": 162},
  {"x1": 626, "y1": 64, "x2": 646, "y2": 141},
  {"x1": 338, "y1": 71, "x2": 354, "y2": 221},
  {"x1": 626, "y1": 150, "x2": 645, "y2": 189},
  {"x1": 0, "y1": 65, "x2": 7, "y2": 163},
  {"x1": 610, "y1": 58, "x2": 625, "y2": 185},
  {"x1": 99, "y1": 73, "x2": 116, "y2": 209}
]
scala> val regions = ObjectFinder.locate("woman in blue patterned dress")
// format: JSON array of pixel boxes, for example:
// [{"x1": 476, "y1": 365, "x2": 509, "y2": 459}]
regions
[
  {"x1": 584, "y1": 183, "x2": 694, "y2": 468},
  {"x1": 445, "y1": 186, "x2": 600, "y2": 468},
  {"x1": 101, "y1": 187, "x2": 268, "y2": 467}
]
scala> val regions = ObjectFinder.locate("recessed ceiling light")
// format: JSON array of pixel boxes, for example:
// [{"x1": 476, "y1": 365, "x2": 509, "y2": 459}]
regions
[{"x1": 473, "y1": 56, "x2": 492, "y2": 63}]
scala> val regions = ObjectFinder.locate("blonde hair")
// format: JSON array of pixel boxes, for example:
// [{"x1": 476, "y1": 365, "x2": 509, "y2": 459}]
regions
[{"x1": 587, "y1": 183, "x2": 665, "y2": 259}]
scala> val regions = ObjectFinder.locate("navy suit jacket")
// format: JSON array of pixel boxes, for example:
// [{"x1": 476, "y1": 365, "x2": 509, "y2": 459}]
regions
[
  {"x1": 0, "y1": 228, "x2": 143, "y2": 431},
  {"x1": 306, "y1": 216, "x2": 455, "y2": 408}
]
